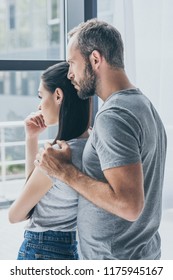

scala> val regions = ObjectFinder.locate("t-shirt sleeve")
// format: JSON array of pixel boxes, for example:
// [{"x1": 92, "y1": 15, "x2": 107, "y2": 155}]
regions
[{"x1": 94, "y1": 108, "x2": 142, "y2": 171}]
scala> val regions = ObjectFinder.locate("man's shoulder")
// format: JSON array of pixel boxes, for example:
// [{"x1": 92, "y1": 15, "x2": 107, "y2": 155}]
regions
[{"x1": 97, "y1": 88, "x2": 142, "y2": 113}]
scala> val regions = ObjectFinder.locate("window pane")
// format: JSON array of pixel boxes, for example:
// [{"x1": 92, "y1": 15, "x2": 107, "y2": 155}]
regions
[
  {"x1": 0, "y1": 71, "x2": 58, "y2": 139},
  {"x1": 0, "y1": 70, "x2": 41, "y2": 123},
  {"x1": 0, "y1": 0, "x2": 64, "y2": 60},
  {"x1": 50, "y1": 24, "x2": 60, "y2": 46},
  {"x1": 6, "y1": 164, "x2": 25, "y2": 180},
  {"x1": 97, "y1": 0, "x2": 115, "y2": 22},
  {"x1": 51, "y1": 0, "x2": 60, "y2": 19},
  {"x1": 0, "y1": 71, "x2": 41, "y2": 102}
]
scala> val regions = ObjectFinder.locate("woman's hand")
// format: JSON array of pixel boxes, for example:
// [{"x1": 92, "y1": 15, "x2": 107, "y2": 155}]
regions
[{"x1": 25, "y1": 111, "x2": 47, "y2": 138}]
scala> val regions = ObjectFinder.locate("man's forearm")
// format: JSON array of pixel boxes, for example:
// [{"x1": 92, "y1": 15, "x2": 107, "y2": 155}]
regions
[
  {"x1": 60, "y1": 164, "x2": 117, "y2": 215},
  {"x1": 36, "y1": 142, "x2": 143, "y2": 221},
  {"x1": 58, "y1": 163, "x2": 143, "y2": 222}
]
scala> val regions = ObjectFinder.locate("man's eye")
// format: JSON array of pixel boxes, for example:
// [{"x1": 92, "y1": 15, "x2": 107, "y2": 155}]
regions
[{"x1": 68, "y1": 61, "x2": 73, "y2": 66}]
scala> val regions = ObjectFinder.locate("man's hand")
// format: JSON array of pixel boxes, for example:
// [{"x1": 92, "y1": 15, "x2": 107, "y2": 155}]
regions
[{"x1": 34, "y1": 140, "x2": 73, "y2": 182}]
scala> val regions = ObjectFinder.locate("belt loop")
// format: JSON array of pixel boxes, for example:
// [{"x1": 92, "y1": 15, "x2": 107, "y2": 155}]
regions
[
  {"x1": 39, "y1": 232, "x2": 43, "y2": 243},
  {"x1": 72, "y1": 232, "x2": 75, "y2": 243}
]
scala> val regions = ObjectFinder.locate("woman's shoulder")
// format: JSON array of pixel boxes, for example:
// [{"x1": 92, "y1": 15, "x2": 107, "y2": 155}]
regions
[
  {"x1": 68, "y1": 138, "x2": 87, "y2": 148},
  {"x1": 52, "y1": 138, "x2": 87, "y2": 151}
]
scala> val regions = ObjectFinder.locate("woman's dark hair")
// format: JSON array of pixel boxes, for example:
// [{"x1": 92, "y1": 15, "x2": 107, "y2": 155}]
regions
[
  {"x1": 41, "y1": 62, "x2": 90, "y2": 143},
  {"x1": 26, "y1": 62, "x2": 90, "y2": 219}
]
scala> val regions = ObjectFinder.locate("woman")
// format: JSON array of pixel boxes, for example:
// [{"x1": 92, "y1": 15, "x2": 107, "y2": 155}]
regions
[{"x1": 8, "y1": 62, "x2": 90, "y2": 260}]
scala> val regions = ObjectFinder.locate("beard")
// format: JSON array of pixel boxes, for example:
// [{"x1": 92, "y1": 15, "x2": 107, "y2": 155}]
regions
[{"x1": 77, "y1": 62, "x2": 97, "y2": 100}]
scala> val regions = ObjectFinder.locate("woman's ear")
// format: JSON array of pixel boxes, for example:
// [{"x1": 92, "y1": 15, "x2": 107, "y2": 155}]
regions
[{"x1": 54, "y1": 88, "x2": 64, "y2": 104}]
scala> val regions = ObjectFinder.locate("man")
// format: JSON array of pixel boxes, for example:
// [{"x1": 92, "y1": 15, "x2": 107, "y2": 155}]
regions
[{"x1": 35, "y1": 19, "x2": 167, "y2": 259}]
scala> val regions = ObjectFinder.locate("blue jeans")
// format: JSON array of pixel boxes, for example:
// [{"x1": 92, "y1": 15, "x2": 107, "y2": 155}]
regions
[{"x1": 17, "y1": 230, "x2": 79, "y2": 260}]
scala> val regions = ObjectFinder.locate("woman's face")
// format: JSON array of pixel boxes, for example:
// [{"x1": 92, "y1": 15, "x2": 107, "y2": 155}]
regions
[{"x1": 38, "y1": 80, "x2": 60, "y2": 126}]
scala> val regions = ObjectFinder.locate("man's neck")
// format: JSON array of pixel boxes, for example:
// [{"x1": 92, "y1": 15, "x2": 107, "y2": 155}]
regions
[{"x1": 97, "y1": 68, "x2": 135, "y2": 101}]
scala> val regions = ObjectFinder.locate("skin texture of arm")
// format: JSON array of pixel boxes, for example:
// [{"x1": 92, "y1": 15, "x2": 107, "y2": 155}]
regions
[
  {"x1": 35, "y1": 141, "x2": 144, "y2": 222},
  {"x1": 25, "y1": 136, "x2": 39, "y2": 178},
  {"x1": 8, "y1": 167, "x2": 52, "y2": 223},
  {"x1": 24, "y1": 111, "x2": 46, "y2": 177}
]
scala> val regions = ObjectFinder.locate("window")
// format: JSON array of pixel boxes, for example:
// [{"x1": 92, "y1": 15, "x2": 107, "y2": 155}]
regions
[
  {"x1": 0, "y1": 0, "x2": 96, "y2": 183},
  {"x1": 0, "y1": 0, "x2": 65, "y2": 121},
  {"x1": 0, "y1": 0, "x2": 97, "y2": 121},
  {"x1": 0, "y1": 0, "x2": 64, "y2": 60}
]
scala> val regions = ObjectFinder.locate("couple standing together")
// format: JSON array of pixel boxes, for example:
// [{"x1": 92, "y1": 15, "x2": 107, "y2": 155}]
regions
[{"x1": 9, "y1": 19, "x2": 167, "y2": 260}]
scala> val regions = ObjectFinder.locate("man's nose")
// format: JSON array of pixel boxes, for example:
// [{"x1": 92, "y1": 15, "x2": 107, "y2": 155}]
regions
[{"x1": 67, "y1": 69, "x2": 74, "y2": 80}]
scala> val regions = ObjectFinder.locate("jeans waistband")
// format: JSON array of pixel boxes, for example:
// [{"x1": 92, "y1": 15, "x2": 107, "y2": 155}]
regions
[{"x1": 24, "y1": 230, "x2": 77, "y2": 243}]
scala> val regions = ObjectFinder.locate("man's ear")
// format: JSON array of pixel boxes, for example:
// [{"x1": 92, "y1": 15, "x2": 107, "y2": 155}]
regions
[
  {"x1": 54, "y1": 88, "x2": 64, "y2": 104},
  {"x1": 89, "y1": 50, "x2": 102, "y2": 70}
]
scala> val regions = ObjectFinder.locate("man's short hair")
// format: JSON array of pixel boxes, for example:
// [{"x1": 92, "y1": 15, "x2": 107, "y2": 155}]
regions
[{"x1": 68, "y1": 18, "x2": 124, "y2": 69}]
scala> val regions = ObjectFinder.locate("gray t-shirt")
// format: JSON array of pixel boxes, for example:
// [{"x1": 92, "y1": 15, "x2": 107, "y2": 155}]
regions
[
  {"x1": 77, "y1": 88, "x2": 167, "y2": 260},
  {"x1": 25, "y1": 138, "x2": 87, "y2": 232}
]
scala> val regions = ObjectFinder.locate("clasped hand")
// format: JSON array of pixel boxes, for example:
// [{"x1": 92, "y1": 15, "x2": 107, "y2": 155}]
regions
[{"x1": 34, "y1": 140, "x2": 72, "y2": 181}]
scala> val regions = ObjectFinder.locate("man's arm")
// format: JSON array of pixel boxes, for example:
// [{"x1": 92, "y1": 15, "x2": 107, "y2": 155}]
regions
[{"x1": 35, "y1": 141, "x2": 144, "y2": 222}]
